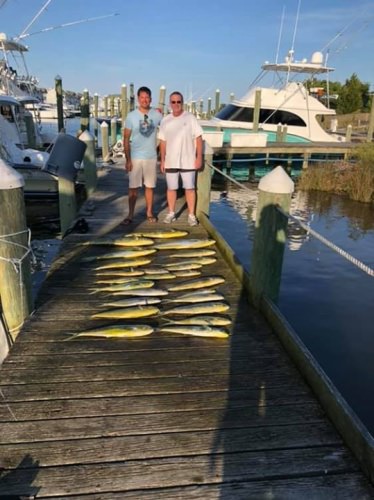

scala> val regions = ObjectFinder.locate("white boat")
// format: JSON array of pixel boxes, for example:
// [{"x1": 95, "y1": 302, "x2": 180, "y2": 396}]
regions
[
  {"x1": 201, "y1": 50, "x2": 345, "y2": 146},
  {"x1": 0, "y1": 94, "x2": 86, "y2": 198}
]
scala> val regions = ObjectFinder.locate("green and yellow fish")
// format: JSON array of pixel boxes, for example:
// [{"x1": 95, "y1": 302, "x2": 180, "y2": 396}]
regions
[
  {"x1": 65, "y1": 324, "x2": 154, "y2": 340},
  {"x1": 159, "y1": 325, "x2": 229, "y2": 339},
  {"x1": 167, "y1": 276, "x2": 225, "y2": 292},
  {"x1": 91, "y1": 305, "x2": 160, "y2": 319},
  {"x1": 155, "y1": 239, "x2": 216, "y2": 250}
]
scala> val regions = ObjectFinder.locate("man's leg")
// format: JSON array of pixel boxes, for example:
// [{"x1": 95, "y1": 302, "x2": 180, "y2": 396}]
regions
[
  {"x1": 185, "y1": 188, "x2": 196, "y2": 215},
  {"x1": 166, "y1": 189, "x2": 177, "y2": 213},
  {"x1": 127, "y1": 188, "x2": 138, "y2": 220},
  {"x1": 145, "y1": 187, "x2": 155, "y2": 219}
]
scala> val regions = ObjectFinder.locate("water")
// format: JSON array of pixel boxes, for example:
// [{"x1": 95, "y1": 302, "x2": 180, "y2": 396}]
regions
[{"x1": 210, "y1": 184, "x2": 374, "y2": 437}]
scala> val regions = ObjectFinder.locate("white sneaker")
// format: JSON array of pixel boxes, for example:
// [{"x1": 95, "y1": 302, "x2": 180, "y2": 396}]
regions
[
  {"x1": 164, "y1": 212, "x2": 176, "y2": 224},
  {"x1": 188, "y1": 214, "x2": 198, "y2": 226}
]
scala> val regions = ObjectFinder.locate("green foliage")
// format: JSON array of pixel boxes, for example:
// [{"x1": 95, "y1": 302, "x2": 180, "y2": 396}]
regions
[
  {"x1": 298, "y1": 147, "x2": 374, "y2": 204},
  {"x1": 307, "y1": 74, "x2": 370, "y2": 113}
]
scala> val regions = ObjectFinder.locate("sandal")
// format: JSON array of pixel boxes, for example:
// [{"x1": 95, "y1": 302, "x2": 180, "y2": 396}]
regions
[
  {"x1": 120, "y1": 218, "x2": 132, "y2": 226},
  {"x1": 146, "y1": 216, "x2": 158, "y2": 223}
]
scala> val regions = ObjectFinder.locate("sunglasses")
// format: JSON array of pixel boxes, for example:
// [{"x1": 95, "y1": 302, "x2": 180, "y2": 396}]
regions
[
  {"x1": 144, "y1": 114, "x2": 149, "y2": 123},
  {"x1": 171, "y1": 100, "x2": 182, "y2": 104}
]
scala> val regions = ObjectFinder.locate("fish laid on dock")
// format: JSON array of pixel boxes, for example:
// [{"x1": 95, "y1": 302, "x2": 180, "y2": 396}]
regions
[
  {"x1": 168, "y1": 249, "x2": 216, "y2": 258},
  {"x1": 95, "y1": 269, "x2": 145, "y2": 277},
  {"x1": 164, "y1": 257, "x2": 217, "y2": 267},
  {"x1": 159, "y1": 325, "x2": 229, "y2": 339},
  {"x1": 173, "y1": 270, "x2": 202, "y2": 278},
  {"x1": 162, "y1": 315, "x2": 232, "y2": 326},
  {"x1": 163, "y1": 263, "x2": 202, "y2": 272},
  {"x1": 91, "y1": 305, "x2": 160, "y2": 319},
  {"x1": 163, "y1": 301, "x2": 230, "y2": 316},
  {"x1": 101, "y1": 297, "x2": 162, "y2": 308},
  {"x1": 81, "y1": 237, "x2": 155, "y2": 247},
  {"x1": 94, "y1": 258, "x2": 152, "y2": 270},
  {"x1": 155, "y1": 239, "x2": 216, "y2": 250},
  {"x1": 111, "y1": 288, "x2": 169, "y2": 297},
  {"x1": 164, "y1": 290, "x2": 225, "y2": 303},
  {"x1": 167, "y1": 276, "x2": 225, "y2": 292},
  {"x1": 81, "y1": 248, "x2": 156, "y2": 262},
  {"x1": 127, "y1": 229, "x2": 188, "y2": 239},
  {"x1": 65, "y1": 325, "x2": 154, "y2": 340},
  {"x1": 90, "y1": 280, "x2": 155, "y2": 293}
]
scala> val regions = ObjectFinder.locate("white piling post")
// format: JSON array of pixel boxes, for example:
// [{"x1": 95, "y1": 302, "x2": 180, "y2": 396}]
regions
[
  {"x1": 0, "y1": 159, "x2": 33, "y2": 340},
  {"x1": 79, "y1": 130, "x2": 97, "y2": 197},
  {"x1": 100, "y1": 122, "x2": 110, "y2": 162}
]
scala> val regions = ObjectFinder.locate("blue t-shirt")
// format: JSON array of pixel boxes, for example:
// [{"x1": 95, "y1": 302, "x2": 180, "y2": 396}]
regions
[{"x1": 125, "y1": 108, "x2": 162, "y2": 159}]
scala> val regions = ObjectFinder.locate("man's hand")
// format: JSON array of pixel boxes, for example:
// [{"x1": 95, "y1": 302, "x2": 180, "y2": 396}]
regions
[{"x1": 126, "y1": 159, "x2": 133, "y2": 172}]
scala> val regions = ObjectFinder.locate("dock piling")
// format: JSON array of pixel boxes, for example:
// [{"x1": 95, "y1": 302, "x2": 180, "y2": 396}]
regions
[
  {"x1": 250, "y1": 166, "x2": 294, "y2": 307},
  {"x1": 79, "y1": 130, "x2": 97, "y2": 197},
  {"x1": 0, "y1": 159, "x2": 33, "y2": 340},
  {"x1": 100, "y1": 122, "x2": 110, "y2": 162},
  {"x1": 196, "y1": 143, "x2": 213, "y2": 218}
]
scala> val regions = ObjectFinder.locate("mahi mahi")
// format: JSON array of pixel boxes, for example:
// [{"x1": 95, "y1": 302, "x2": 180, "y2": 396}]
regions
[
  {"x1": 169, "y1": 249, "x2": 216, "y2": 258},
  {"x1": 155, "y1": 239, "x2": 216, "y2": 250},
  {"x1": 167, "y1": 276, "x2": 225, "y2": 292},
  {"x1": 164, "y1": 290, "x2": 225, "y2": 303},
  {"x1": 164, "y1": 257, "x2": 216, "y2": 267},
  {"x1": 91, "y1": 305, "x2": 160, "y2": 319},
  {"x1": 101, "y1": 297, "x2": 162, "y2": 308},
  {"x1": 65, "y1": 324, "x2": 154, "y2": 340},
  {"x1": 81, "y1": 237, "x2": 155, "y2": 247},
  {"x1": 94, "y1": 258, "x2": 152, "y2": 270},
  {"x1": 90, "y1": 279, "x2": 155, "y2": 293},
  {"x1": 159, "y1": 325, "x2": 229, "y2": 338},
  {"x1": 127, "y1": 229, "x2": 188, "y2": 239},
  {"x1": 111, "y1": 288, "x2": 169, "y2": 297},
  {"x1": 163, "y1": 301, "x2": 229, "y2": 316},
  {"x1": 81, "y1": 248, "x2": 156, "y2": 262},
  {"x1": 162, "y1": 315, "x2": 231, "y2": 326}
]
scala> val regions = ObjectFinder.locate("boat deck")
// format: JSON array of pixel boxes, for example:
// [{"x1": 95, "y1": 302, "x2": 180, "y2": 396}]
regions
[{"x1": 0, "y1": 159, "x2": 373, "y2": 498}]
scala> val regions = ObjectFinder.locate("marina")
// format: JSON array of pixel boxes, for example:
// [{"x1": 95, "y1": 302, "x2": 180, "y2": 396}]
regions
[
  {"x1": 0, "y1": 0, "x2": 374, "y2": 496},
  {"x1": 0, "y1": 160, "x2": 373, "y2": 497}
]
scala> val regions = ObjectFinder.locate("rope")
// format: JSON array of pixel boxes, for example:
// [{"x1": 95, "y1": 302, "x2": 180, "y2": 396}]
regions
[
  {"x1": 0, "y1": 228, "x2": 36, "y2": 333},
  {"x1": 206, "y1": 161, "x2": 252, "y2": 192},
  {"x1": 276, "y1": 205, "x2": 374, "y2": 277},
  {"x1": 205, "y1": 162, "x2": 374, "y2": 277}
]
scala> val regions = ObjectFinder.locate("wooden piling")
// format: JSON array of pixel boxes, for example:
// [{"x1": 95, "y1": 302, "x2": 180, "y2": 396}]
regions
[
  {"x1": 367, "y1": 96, "x2": 374, "y2": 142},
  {"x1": 0, "y1": 159, "x2": 33, "y2": 340},
  {"x1": 215, "y1": 89, "x2": 220, "y2": 114},
  {"x1": 79, "y1": 130, "x2": 97, "y2": 197},
  {"x1": 100, "y1": 122, "x2": 109, "y2": 162},
  {"x1": 93, "y1": 93, "x2": 99, "y2": 140},
  {"x1": 346, "y1": 124, "x2": 352, "y2": 142},
  {"x1": 158, "y1": 85, "x2": 166, "y2": 115},
  {"x1": 121, "y1": 84, "x2": 128, "y2": 126},
  {"x1": 24, "y1": 113, "x2": 36, "y2": 148},
  {"x1": 55, "y1": 75, "x2": 64, "y2": 133},
  {"x1": 103, "y1": 95, "x2": 108, "y2": 117},
  {"x1": 110, "y1": 117, "x2": 117, "y2": 146},
  {"x1": 253, "y1": 89, "x2": 261, "y2": 133},
  {"x1": 207, "y1": 97, "x2": 212, "y2": 118},
  {"x1": 276, "y1": 124, "x2": 282, "y2": 142},
  {"x1": 80, "y1": 89, "x2": 90, "y2": 132},
  {"x1": 250, "y1": 166, "x2": 294, "y2": 307},
  {"x1": 109, "y1": 95, "x2": 115, "y2": 117},
  {"x1": 129, "y1": 83, "x2": 135, "y2": 112},
  {"x1": 196, "y1": 143, "x2": 213, "y2": 218}
]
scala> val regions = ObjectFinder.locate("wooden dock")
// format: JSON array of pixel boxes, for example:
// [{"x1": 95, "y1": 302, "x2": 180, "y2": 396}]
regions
[{"x1": 0, "y1": 160, "x2": 373, "y2": 498}]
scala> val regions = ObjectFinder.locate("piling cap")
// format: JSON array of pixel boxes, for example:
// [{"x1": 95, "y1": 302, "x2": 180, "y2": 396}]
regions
[
  {"x1": 0, "y1": 158, "x2": 25, "y2": 190},
  {"x1": 79, "y1": 130, "x2": 94, "y2": 142},
  {"x1": 258, "y1": 165, "x2": 294, "y2": 194}
]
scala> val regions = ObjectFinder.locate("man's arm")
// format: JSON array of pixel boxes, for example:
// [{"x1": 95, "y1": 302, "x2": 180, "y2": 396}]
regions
[
  {"x1": 123, "y1": 128, "x2": 132, "y2": 171},
  {"x1": 159, "y1": 140, "x2": 166, "y2": 173},
  {"x1": 195, "y1": 135, "x2": 203, "y2": 170}
]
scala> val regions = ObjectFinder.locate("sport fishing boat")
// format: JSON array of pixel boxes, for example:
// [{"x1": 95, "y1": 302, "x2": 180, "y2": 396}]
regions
[{"x1": 201, "y1": 49, "x2": 345, "y2": 146}]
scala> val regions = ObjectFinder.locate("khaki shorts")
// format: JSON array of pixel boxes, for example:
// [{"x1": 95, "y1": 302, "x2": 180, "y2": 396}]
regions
[
  {"x1": 128, "y1": 159, "x2": 157, "y2": 189},
  {"x1": 165, "y1": 170, "x2": 196, "y2": 190}
]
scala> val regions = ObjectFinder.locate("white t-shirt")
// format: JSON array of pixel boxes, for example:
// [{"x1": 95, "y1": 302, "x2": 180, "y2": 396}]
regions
[{"x1": 158, "y1": 111, "x2": 203, "y2": 170}]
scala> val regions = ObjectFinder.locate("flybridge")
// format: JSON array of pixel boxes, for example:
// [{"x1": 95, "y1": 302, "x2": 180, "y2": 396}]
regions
[{"x1": 262, "y1": 51, "x2": 334, "y2": 75}]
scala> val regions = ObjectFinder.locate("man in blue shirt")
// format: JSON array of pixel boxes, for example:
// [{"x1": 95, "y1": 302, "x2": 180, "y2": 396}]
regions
[{"x1": 122, "y1": 86, "x2": 162, "y2": 224}]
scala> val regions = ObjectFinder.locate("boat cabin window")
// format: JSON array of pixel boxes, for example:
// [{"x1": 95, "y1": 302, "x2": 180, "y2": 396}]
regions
[
  {"x1": 216, "y1": 104, "x2": 306, "y2": 127},
  {"x1": 0, "y1": 104, "x2": 14, "y2": 122}
]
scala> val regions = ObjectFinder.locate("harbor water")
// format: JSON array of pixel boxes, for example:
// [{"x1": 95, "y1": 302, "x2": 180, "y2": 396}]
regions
[{"x1": 210, "y1": 184, "x2": 374, "y2": 437}]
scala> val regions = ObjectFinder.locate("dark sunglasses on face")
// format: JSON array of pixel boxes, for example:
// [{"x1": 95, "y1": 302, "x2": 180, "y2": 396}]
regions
[{"x1": 171, "y1": 100, "x2": 182, "y2": 104}]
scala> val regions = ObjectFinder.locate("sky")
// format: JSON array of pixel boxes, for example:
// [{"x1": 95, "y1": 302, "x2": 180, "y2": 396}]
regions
[{"x1": 1, "y1": 0, "x2": 374, "y2": 104}]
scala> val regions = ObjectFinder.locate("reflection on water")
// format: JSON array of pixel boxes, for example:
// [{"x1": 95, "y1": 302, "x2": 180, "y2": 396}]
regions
[{"x1": 210, "y1": 183, "x2": 374, "y2": 436}]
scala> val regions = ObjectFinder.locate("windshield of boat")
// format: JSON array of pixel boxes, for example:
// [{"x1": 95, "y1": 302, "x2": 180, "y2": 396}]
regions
[{"x1": 215, "y1": 104, "x2": 307, "y2": 127}]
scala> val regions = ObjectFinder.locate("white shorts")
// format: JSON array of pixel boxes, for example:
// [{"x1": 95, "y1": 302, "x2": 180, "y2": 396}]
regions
[
  {"x1": 128, "y1": 159, "x2": 157, "y2": 189},
  {"x1": 165, "y1": 170, "x2": 196, "y2": 190}
]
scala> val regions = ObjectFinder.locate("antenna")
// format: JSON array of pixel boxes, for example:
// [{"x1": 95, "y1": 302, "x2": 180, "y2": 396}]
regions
[
  {"x1": 16, "y1": 0, "x2": 53, "y2": 41},
  {"x1": 290, "y1": 0, "x2": 301, "y2": 58},
  {"x1": 16, "y1": 13, "x2": 120, "y2": 40},
  {"x1": 275, "y1": 5, "x2": 286, "y2": 64}
]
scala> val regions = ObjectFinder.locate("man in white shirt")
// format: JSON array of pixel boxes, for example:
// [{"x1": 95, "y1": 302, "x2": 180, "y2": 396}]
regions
[{"x1": 159, "y1": 91, "x2": 203, "y2": 226}]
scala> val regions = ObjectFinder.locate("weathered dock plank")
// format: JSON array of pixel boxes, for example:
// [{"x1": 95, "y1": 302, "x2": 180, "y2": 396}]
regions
[{"x1": 0, "y1": 160, "x2": 372, "y2": 497}]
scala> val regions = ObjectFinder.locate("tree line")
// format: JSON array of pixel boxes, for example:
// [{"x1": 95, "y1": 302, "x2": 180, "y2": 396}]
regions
[{"x1": 307, "y1": 74, "x2": 372, "y2": 114}]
